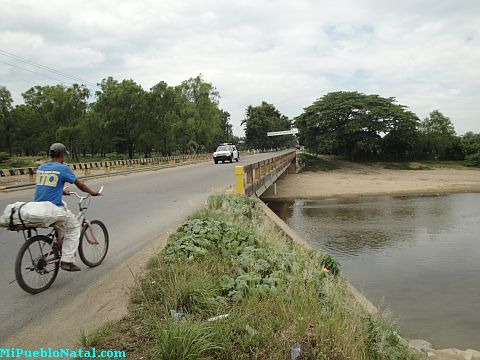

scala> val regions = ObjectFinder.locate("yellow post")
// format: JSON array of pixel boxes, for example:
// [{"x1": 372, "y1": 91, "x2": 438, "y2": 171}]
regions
[{"x1": 235, "y1": 166, "x2": 245, "y2": 194}]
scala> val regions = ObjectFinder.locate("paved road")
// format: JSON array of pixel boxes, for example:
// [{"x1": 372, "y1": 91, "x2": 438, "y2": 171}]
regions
[{"x1": 0, "y1": 151, "x2": 286, "y2": 343}]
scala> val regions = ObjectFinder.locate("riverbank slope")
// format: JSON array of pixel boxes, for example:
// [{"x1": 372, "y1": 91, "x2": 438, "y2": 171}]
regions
[{"x1": 82, "y1": 194, "x2": 419, "y2": 359}]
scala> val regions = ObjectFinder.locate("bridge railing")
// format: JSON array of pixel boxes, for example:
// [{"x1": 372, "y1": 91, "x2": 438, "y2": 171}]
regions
[
  {"x1": 235, "y1": 150, "x2": 296, "y2": 196},
  {"x1": 0, "y1": 154, "x2": 211, "y2": 183}
]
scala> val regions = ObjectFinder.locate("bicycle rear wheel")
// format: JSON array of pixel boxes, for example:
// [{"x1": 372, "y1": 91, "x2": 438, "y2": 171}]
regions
[
  {"x1": 15, "y1": 235, "x2": 60, "y2": 294},
  {"x1": 78, "y1": 220, "x2": 109, "y2": 267}
]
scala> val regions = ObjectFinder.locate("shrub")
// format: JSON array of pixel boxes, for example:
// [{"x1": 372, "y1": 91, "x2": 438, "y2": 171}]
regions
[
  {"x1": 298, "y1": 153, "x2": 339, "y2": 172},
  {"x1": 104, "y1": 153, "x2": 128, "y2": 161},
  {"x1": 0, "y1": 151, "x2": 10, "y2": 163},
  {"x1": 464, "y1": 152, "x2": 480, "y2": 167}
]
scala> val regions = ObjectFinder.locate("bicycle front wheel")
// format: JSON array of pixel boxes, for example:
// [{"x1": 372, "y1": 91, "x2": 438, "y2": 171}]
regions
[
  {"x1": 15, "y1": 235, "x2": 60, "y2": 294},
  {"x1": 78, "y1": 220, "x2": 109, "y2": 267}
]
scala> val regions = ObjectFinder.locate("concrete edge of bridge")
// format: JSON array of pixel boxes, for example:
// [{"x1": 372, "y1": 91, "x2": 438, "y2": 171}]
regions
[{"x1": 258, "y1": 200, "x2": 379, "y2": 316}]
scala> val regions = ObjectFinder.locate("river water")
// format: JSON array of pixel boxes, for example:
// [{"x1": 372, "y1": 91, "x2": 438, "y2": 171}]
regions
[{"x1": 267, "y1": 193, "x2": 480, "y2": 350}]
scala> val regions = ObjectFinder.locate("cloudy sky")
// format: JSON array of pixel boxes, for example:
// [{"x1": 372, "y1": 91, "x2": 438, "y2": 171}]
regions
[{"x1": 1, "y1": 0, "x2": 479, "y2": 136}]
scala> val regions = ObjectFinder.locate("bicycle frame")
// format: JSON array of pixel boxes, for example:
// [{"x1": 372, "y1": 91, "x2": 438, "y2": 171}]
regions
[
  {"x1": 20, "y1": 186, "x2": 104, "y2": 266},
  {"x1": 69, "y1": 186, "x2": 103, "y2": 247}
]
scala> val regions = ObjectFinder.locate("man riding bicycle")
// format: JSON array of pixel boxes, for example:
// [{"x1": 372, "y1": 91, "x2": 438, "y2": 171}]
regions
[{"x1": 34, "y1": 143, "x2": 100, "y2": 272}]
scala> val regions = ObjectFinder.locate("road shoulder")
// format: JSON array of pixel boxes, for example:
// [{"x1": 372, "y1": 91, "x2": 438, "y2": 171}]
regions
[{"x1": 1, "y1": 227, "x2": 176, "y2": 348}]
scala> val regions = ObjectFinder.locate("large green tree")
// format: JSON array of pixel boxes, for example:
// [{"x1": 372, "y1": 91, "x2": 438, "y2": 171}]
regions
[
  {"x1": 0, "y1": 76, "x2": 235, "y2": 159},
  {"x1": 145, "y1": 81, "x2": 179, "y2": 156},
  {"x1": 296, "y1": 91, "x2": 420, "y2": 161},
  {"x1": 418, "y1": 110, "x2": 458, "y2": 160},
  {"x1": 0, "y1": 86, "x2": 14, "y2": 154},
  {"x1": 242, "y1": 101, "x2": 295, "y2": 149},
  {"x1": 219, "y1": 110, "x2": 233, "y2": 143},
  {"x1": 9, "y1": 104, "x2": 41, "y2": 156},
  {"x1": 20, "y1": 84, "x2": 90, "y2": 159},
  {"x1": 461, "y1": 132, "x2": 480, "y2": 166},
  {"x1": 461, "y1": 132, "x2": 480, "y2": 155},
  {"x1": 94, "y1": 77, "x2": 146, "y2": 159},
  {"x1": 177, "y1": 75, "x2": 224, "y2": 152},
  {"x1": 381, "y1": 108, "x2": 420, "y2": 160}
]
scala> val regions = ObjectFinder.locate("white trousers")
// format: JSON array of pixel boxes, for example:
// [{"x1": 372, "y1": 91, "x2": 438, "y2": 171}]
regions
[{"x1": 55, "y1": 206, "x2": 81, "y2": 263}]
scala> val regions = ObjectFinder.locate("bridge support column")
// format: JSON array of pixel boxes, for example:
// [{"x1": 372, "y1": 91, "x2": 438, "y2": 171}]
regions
[
  {"x1": 262, "y1": 181, "x2": 277, "y2": 197},
  {"x1": 287, "y1": 161, "x2": 297, "y2": 174}
]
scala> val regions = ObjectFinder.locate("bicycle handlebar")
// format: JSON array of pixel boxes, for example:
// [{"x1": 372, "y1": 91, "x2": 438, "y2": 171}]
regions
[{"x1": 66, "y1": 185, "x2": 104, "y2": 201}]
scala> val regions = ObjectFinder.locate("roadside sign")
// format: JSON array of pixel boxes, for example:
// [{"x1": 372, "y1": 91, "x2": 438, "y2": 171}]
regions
[{"x1": 267, "y1": 128, "x2": 299, "y2": 136}]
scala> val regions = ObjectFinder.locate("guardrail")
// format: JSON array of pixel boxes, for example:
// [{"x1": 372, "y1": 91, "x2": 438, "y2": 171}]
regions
[
  {"x1": 0, "y1": 154, "x2": 211, "y2": 183},
  {"x1": 235, "y1": 150, "x2": 297, "y2": 196}
]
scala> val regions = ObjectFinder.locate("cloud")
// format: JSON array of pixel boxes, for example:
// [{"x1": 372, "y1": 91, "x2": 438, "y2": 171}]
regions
[{"x1": 0, "y1": 0, "x2": 479, "y2": 135}]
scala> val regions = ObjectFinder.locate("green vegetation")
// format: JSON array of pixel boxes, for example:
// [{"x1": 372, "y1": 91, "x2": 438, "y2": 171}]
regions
[
  {"x1": 0, "y1": 155, "x2": 43, "y2": 168},
  {"x1": 418, "y1": 161, "x2": 471, "y2": 170},
  {"x1": 298, "y1": 153, "x2": 339, "y2": 172},
  {"x1": 0, "y1": 151, "x2": 9, "y2": 163},
  {"x1": 296, "y1": 91, "x2": 419, "y2": 162},
  {"x1": 82, "y1": 194, "x2": 419, "y2": 360},
  {"x1": 0, "y1": 152, "x2": 209, "y2": 169},
  {"x1": 0, "y1": 77, "x2": 235, "y2": 160},
  {"x1": 464, "y1": 152, "x2": 480, "y2": 167},
  {"x1": 295, "y1": 91, "x2": 480, "y2": 166},
  {"x1": 382, "y1": 160, "x2": 477, "y2": 171},
  {"x1": 462, "y1": 132, "x2": 480, "y2": 167},
  {"x1": 383, "y1": 163, "x2": 432, "y2": 171},
  {"x1": 241, "y1": 101, "x2": 296, "y2": 150},
  {"x1": 4, "y1": 80, "x2": 479, "y2": 168}
]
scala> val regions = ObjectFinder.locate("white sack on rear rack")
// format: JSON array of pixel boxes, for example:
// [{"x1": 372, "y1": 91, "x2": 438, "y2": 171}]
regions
[{"x1": 0, "y1": 202, "x2": 67, "y2": 229}]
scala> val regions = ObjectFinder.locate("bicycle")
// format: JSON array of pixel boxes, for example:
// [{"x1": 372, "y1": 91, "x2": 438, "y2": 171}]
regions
[{"x1": 13, "y1": 186, "x2": 109, "y2": 294}]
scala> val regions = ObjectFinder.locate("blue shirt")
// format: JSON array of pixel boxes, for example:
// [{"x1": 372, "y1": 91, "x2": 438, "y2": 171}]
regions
[{"x1": 34, "y1": 162, "x2": 77, "y2": 206}]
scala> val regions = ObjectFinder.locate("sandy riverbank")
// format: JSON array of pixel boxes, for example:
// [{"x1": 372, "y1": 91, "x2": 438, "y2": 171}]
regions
[
  {"x1": 263, "y1": 159, "x2": 480, "y2": 359},
  {"x1": 263, "y1": 158, "x2": 480, "y2": 200}
]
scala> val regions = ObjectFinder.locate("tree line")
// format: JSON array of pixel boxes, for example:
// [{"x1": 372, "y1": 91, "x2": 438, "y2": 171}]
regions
[
  {"x1": 295, "y1": 91, "x2": 480, "y2": 166},
  {"x1": 2, "y1": 80, "x2": 479, "y2": 167},
  {"x1": 0, "y1": 75, "x2": 234, "y2": 161}
]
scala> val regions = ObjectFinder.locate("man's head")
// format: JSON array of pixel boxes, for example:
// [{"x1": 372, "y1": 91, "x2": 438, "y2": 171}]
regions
[{"x1": 49, "y1": 143, "x2": 69, "y2": 163}]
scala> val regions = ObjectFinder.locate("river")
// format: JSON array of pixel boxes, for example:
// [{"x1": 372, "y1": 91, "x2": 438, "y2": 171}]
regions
[{"x1": 267, "y1": 193, "x2": 480, "y2": 350}]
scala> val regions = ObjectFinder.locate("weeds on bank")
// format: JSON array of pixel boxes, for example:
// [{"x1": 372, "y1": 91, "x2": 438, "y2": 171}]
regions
[
  {"x1": 383, "y1": 163, "x2": 432, "y2": 170},
  {"x1": 419, "y1": 160, "x2": 474, "y2": 169},
  {"x1": 298, "y1": 153, "x2": 339, "y2": 172},
  {"x1": 383, "y1": 160, "x2": 478, "y2": 170},
  {"x1": 82, "y1": 194, "x2": 419, "y2": 360}
]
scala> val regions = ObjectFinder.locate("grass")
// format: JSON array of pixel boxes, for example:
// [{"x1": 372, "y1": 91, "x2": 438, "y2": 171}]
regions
[
  {"x1": 0, "y1": 156, "x2": 41, "y2": 168},
  {"x1": 298, "y1": 153, "x2": 339, "y2": 172},
  {"x1": 383, "y1": 161, "x2": 476, "y2": 170},
  {"x1": 418, "y1": 160, "x2": 473, "y2": 169},
  {"x1": 382, "y1": 163, "x2": 432, "y2": 170},
  {"x1": 80, "y1": 321, "x2": 117, "y2": 348},
  {"x1": 81, "y1": 194, "x2": 420, "y2": 360}
]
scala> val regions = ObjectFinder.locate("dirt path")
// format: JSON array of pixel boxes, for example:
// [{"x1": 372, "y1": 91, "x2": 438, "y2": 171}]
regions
[{"x1": 264, "y1": 160, "x2": 480, "y2": 200}]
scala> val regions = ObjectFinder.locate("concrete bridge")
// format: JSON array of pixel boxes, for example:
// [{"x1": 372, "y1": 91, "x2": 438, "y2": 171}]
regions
[{"x1": 234, "y1": 150, "x2": 300, "y2": 197}]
